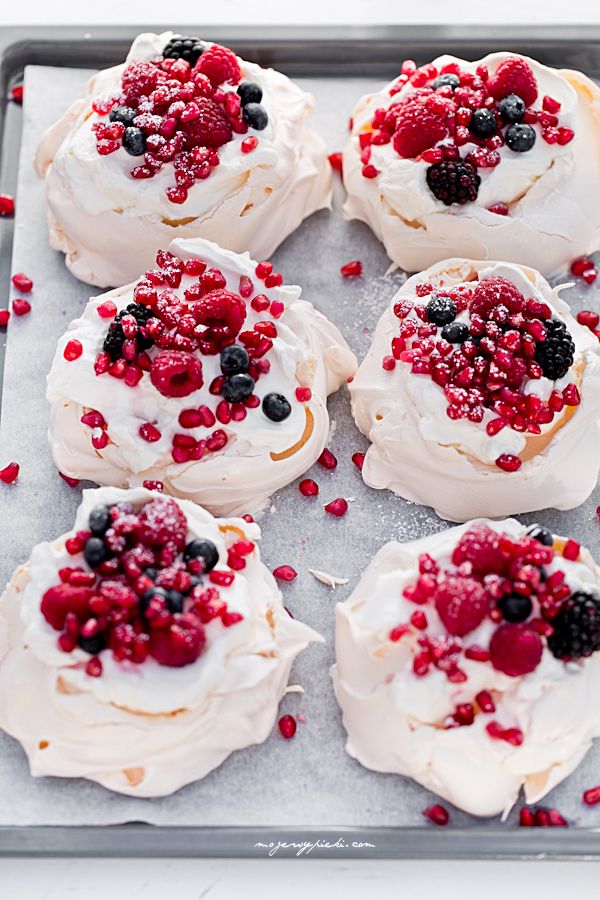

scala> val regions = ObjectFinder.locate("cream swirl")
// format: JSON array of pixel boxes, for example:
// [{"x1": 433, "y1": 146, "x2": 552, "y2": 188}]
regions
[
  {"x1": 0, "y1": 486, "x2": 322, "y2": 797},
  {"x1": 36, "y1": 32, "x2": 331, "y2": 287},
  {"x1": 343, "y1": 52, "x2": 600, "y2": 276},
  {"x1": 47, "y1": 237, "x2": 357, "y2": 517},
  {"x1": 332, "y1": 518, "x2": 600, "y2": 817},
  {"x1": 350, "y1": 258, "x2": 600, "y2": 522}
]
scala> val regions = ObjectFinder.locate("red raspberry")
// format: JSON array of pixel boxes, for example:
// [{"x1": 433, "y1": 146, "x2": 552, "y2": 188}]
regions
[
  {"x1": 490, "y1": 623, "x2": 543, "y2": 676},
  {"x1": 180, "y1": 97, "x2": 233, "y2": 149},
  {"x1": 139, "y1": 497, "x2": 188, "y2": 550},
  {"x1": 470, "y1": 276, "x2": 525, "y2": 318},
  {"x1": 434, "y1": 576, "x2": 491, "y2": 637},
  {"x1": 150, "y1": 349, "x2": 203, "y2": 398},
  {"x1": 149, "y1": 612, "x2": 206, "y2": 667},
  {"x1": 196, "y1": 44, "x2": 241, "y2": 86},
  {"x1": 191, "y1": 289, "x2": 246, "y2": 351},
  {"x1": 120, "y1": 60, "x2": 164, "y2": 105},
  {"x1": 452, "y1": 525, "x2": 507, "y2": 576},
  {"x1": 488, "y1": 57, "x2": 538, "y2": 108},
  {"x1": 41, "y1": 585, "x2": 94, "y2": 630},
  {"x1": 393, "y1": 97, "x2": 451, "y2": 158}
]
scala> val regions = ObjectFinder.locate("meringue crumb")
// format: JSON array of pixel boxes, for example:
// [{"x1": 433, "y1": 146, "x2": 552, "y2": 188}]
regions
[
  {"x1": 285, "y1": 684, "x2": 304, "y2": 694},
  {"x1": 309, "y1": 569, "x2": 350, "y2": 589}
]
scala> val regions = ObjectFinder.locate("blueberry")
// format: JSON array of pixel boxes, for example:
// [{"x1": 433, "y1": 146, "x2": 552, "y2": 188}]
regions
[
  {"x1": 220, "y1": 344, "x2": 249, "y2": 376},
  {"x1": 222, "y1": 373, "x2": 255, "y2": 403},
  {"x1": 140, "y1": 586, "x2": 168, "y2": 615},
  {"x1": 89, "y1": 504, "x2": 111, "y2": 536},
  {"x1": 83, "y1": 537, "x2": 109, "y2": 568},
  {"x1": 469, "y1": 108, "x2": 497, "y2": 139},
  {"x1": 166, "y1": 590, "x2": 185, "y2": 613},
  {"x1": 497, "y1": 93, "x2": 526, "y2": 124},
  {"x1": 527, "y1": 524, "x2": 554, "y2": 547},
  {"x1": 505, "y1": 123, "x2": 536, "y2": 153},
  {"x1": 183, "y1": 539, "x2": 219, "y2": 572},
  {"x1": 498, "y1": 594, "x2": 533, "y2": 623},
  {"x1": 122, "y1": 126, "x2": 147, "y2": 156},
  {"x1": 237, "y1": 82, "x2": 263, "y2": 105},
  {"x1": 144, "y1": 567, "x2": 158, "y2": 580},
  {"x1": 441, "y1": 321, "x2": 470, "y2": 343},
  {"x1": 109, "y1": 105, "x2": 137, "y2": 127},
  {"x1": 78, "y1": 633, "x2": 107, "y2": 655},
  {"x1": 426, "y1": 295, "x2": 457, "y2": 326},
  {"x1": 432, "y1": 73, "x2": 460, "y2": 90},
  {"x1": 262, "y1": 392, "x2": 291, "y2": 422},
  {"x1": 242, "y1": 102, "x2": 268, "y2": 130}
]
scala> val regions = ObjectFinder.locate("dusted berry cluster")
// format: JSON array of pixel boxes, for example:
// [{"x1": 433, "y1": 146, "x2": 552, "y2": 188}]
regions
[
  {"x1": 359, "y1": 56, "x2": 575, "y2": 207},
  {"x1": 41, "y1": 497, "x2": 252, "y2": 676},
  {"x1": 87, "y1": 249, "x2": 297, "y2": 465},
  {"x1": 91, "y1": 39, "x2": 269, "y2": 203},
  {"x1": 391, "y1": 523, "x2": 600, "y2": 739},
  {"x1": 384, "y1": 274, "x2": 580, "y2": 472}
]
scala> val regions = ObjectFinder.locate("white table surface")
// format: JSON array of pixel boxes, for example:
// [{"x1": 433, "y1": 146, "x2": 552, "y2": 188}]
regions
[{"x1": 3, "y1": 1, "x2": 600, "y2": 896}]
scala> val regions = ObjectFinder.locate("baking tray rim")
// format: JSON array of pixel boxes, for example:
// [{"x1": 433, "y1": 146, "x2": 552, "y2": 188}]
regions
[{"x1": 2, "y1": 23, "x2": 600, "y2": 859}]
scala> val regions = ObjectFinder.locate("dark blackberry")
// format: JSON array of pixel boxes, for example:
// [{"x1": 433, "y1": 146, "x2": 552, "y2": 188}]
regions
[
  {"x1": 498, "y1": 594, "x2": 533, "y2": 623},
  {"x1": 433, "y1": 73, "x2": 460, "y2": 90},
  {"x1": 497, "y1": 93, "x2": 526, "y2": 124},
  {"x1": 534, "y1": 319, "x2": 575, "y2": 380},
  {"x1": 427, "y1": 295, "x2": 457, "y2": 326},
  {"x1": 441, "y1": 322, "x2": 470, "y2": 343},
  {"x1": 162, "y1": 35, "x2": 204, "y2": 66},
  {"x1": 78, "y1": 633, "x2": 107, "y2": 655},
  {"x1": 242, "y1": 102, "x2": 268, "y2": 130},
  {"x1": 237, "y1": 82, "x2": 263, "y2": 106},
  {"x1": 262, "y1": 392, "x2": 291, "y2": 422},
  {"x1": 548, "y1": 591, "x2": 600, "y2": 660},
  {"x1": 469, "y1": 108, "x2": 497, "y2": 139},
  {"x1": 426, "y1": 159, "x2": 480, "y2": 206},
  {"x1": 526, "y1": 524, "x2": 554, "y2": 547},
  {"x1": 103, "y1": 302, "x2": 155, "y2": 361},
  {"x1": 505, "y1": 123, "x2": 536, "y2": 152}
]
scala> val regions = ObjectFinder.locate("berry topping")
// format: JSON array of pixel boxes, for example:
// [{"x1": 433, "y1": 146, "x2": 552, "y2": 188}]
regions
[
  {"x1": 180, "y1": 97, "x2": 233, "y2": 148},
  {"x1": 441, "y1": 322, "x2": 469, "y2": 343},
  {"x1": 498, "y1": 594, "x2": 533, "y2": 623},
  {"x1": 497, "y1": 93, "x2": 526, "y2": 123},
  {"x1": 426, "y1": 295, "x2": 457, "y2": 326},
  {"x1": 278, "y1": 713, "x2": 297, "y2": 739},
  {"x1": 242, "y1": 103, "x2": 269, "y2": 130},
  {"x1": 534, "y1": 319, "x2": 575, "y2": 380},
  {"x1": 0, "y1": 462, "x2": 19, "y2": 484},
  {"x1": 89, "y1": 505, "x2": 111, "y2": 536},
  {"x1": 526, "y1": 525, "x2": 554, "y2": 547},
  {"x1": 340, "y1": 260, "x2": 363, "y2": 277},
  {"x1": 392, "y1": 96, "x2": 450, "y2": 158},
  {"x1": 0, "y1": 194, "x2": 15, "y2": 216},
  {"x1": 139, "y1": 497, "x2": 188, "y2": 549},
  {"x1": 433, "y1": 73, "x2": 460, "y2": 90},
  {"x1": 434, "y1": 576, "x2": 491, "y2": 636},
  {"x1": 196, "y1": 43, "x2": 241, "y2": 86},
  {"x1": 452, "y1": 525, "x2": 506, "y2": 576},
  {"x1": 150, "y1": 349, "x2": 204, "y2": 398},
  {"x1": 222, "y1": 373, "x2": 255, "y2": 402},
  {"x1": 262, "y1": 392, "x2": 292, "y2": 422},
  {"x1": 103, "y1": 303, "x2": 154, "y2": 362},
  {"x1": 237, "y1": 82, "x2": 263, "y2": 105},
  {"x1": 183, "y1": 538, "x2": 219, "y2": 572},
  {"x1": 192, "y1": 289, "x2": 247, "y2": 351},
  {"x1": 488, "y1": 57, "x2": 538, "y2": 107},
  {"x1": 122, "y1": 126, "x2": 147, "y2": 156},
  {"x1": 505, "y1": 122, "x2": 536, "y2": 152},
  {"x1": 149, "y1": 612, "x2": 206, "y2": 667},
  {"x1": 426, "y1": 159, "x2": 480, "y2": 206},
  {"x1": 469, "y1": 108, "x2": 497, "y2": 138},
  {"x1": 162, "y1": 35, "x2": 204, "y2": 66},
  {"x1": 220, "y1": 344, "x2": 250, "y2": 375},
  {"x1": 109, "y1": 105, "x2": 138, "y2": 127},
  {"x1": 41, "y1": 584, "x2": 94, "y2": 630},
  {"x1": 547, "y1": 591, "x2": 600, "y2": 660},
  {"x1": 490, "y1": 623, "x2": 543, "y2": 676},
  {"x1": 83, "y1": 537, "x2": 110, "y2": 568}
]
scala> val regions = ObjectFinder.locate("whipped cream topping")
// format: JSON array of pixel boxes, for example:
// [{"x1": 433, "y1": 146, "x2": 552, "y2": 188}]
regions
[
  {"x1": 332, "y1": 518, "x2": 600, "y2": 817},
  {"x1": 350, "y1": 258, "x2": 600, "y2": 521},
  {"x1": 36, "y1": 32, "x2": 331, "y2": 287},
  {"x1": 47, "y1": 237, "x2": 356, "y2": 517},
  {"x1": 0, "y1": 486, "x2": 322, "y2": 797},
  {"x1": 343, "y1": 52, "x2": 600, "y2": 276}
]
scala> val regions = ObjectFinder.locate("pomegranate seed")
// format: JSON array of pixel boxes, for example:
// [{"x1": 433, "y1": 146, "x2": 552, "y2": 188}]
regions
[
  {"x1": 142, "y1": 480, "x2": 164, "y2": 492},
  {"x1": 562, "y1": 539, "x2": 580, "y2": 561},
  {"x1": 340, "y1": 260, "x2": 363, "y2": 277},
  {"x1": 519, "y1": 808, "x2": 535, "y2": 827},
  {"x1": 139, "y1": 423, "x2": 161, "y2": 443},
  {"x1": 488, "y1": 202, "x2": 509, "y2": 215},
  {"x1": 295, "y1": 386, "x2": 312, "y2": 402},
  {"x1": 255, "y1": 261, "x2": 273, "y2": 279},
  {"x1": 351, "y1": 451, "x2": 365, "y2": 471},
  {"x1": 273, "y1": 565, "x2": 297, "y2": 583},
  {"x1": 12, "y1": 298, "x2": 31, "y2": 317},
  {"x1": 317, "y1": 448, "x2": 337, "y2": 470},
  {"x1": 238, "y1": 275, "x2": 254, "y2": 298},
  {"x1": 583, "y1": 785, "x2": 600, "y2": 806},
  {"x1": 557, "y1": 127, "x2": 574, "y2": 145},
  {"x1": 563, "y1": 383, "x2": 580, "y2": 406},
  {"x1": 85, "y1": 656, "x2": 103, "y2": 677},
  {"x1": 278, "y1": 714, "x2": 297, "y2": 739},
  {"x1": 92, "y1": 428, "x2": 109, "y2": 450},
  {"x1": 63, "y1": 339, "x2": 83, "y2": 361},
  {"x1": 12, "y1": 273, "x2": 33, "y2": 293},
  {"x1": 97, "y1": 300, "x2": 117, "y2": 318},
  {"x1": 423, "y1": 805, "x2": 449, "y2": 826},
  {"x1": 382, "y1": 355, "x2": 396, "y2": 371},
  {"x1": 324, "y1": 498, "x2": 348, "y2": 518},
  {"x1": 241, "y1": 136, "x2": 258, "y2": 153},
  {"x1": 328, "y1": 152, "x2": 343, "y2": 172},
  {"x1": 0, "y1": 462, "x2": 19, "y2": 484},
  {"x1": 0, "y1": 309, "x2": 9, "y2": 326},
  {"x1": 577, "y1": 310, "x2": 600, "y2": 330},
  {"x1": 475, "y1": 690, "x2": 495, "y2": 713},
  {"x1": 11, "y1": 85, "x2": 23, "y2": 104},
  {"x1": 543, "y1": 95, "x2": 561, "y2": 113},
  {"x1": 410, "y1": 610, "x2": 428, "y2": 630},
  {"x1": 59, "y1": 471, "x2": 79, "y2": 487},
  {"x1": 0, "y1": 195, "x2": 14, "y2": 217},
  {"x1": 495, "y1": 454, "x2": 522, "y2": 472},
  {"x1": 571, "y1": 257, "x2": 594, "y2": 276},
  {"x1": 264, "y1": 272, "x2": 283, "y2": 288},
  {"x1": 299, "y1": 479, "x2": 319, "y2": 497}
]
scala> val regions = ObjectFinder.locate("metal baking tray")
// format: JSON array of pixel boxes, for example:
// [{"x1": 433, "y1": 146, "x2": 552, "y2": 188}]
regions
[{"x1": 2, "y1": 24, "x2": 600, "y2": 859}]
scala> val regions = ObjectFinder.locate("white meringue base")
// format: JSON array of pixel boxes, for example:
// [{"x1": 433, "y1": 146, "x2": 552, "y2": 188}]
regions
[
  {"x1": 0, "y1": 487, "x2": 322, "y2": 797},
  {"x1": 332, "y1": 519, "x2": 600, "y2": 817}
]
